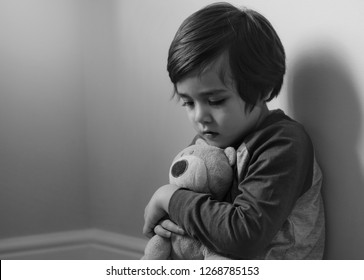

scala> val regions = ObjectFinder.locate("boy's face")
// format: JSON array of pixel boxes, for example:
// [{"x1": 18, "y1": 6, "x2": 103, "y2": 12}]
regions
[{"x1": 176, "y1": 56, "x2": 268, "y2": 148}]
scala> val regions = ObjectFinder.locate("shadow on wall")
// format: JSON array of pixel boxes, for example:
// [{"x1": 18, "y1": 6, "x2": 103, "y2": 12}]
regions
[{"x1": 288, "y1": 46, "x2": 364, "y2": 259}]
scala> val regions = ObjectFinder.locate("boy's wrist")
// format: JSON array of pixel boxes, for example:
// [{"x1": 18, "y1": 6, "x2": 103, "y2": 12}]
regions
[{"x1": 158, "y1": 184, "x2": 180, "y2": 213}]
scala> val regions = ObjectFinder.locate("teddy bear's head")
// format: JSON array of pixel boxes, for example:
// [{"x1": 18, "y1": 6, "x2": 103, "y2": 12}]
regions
[{"x1": 169, "y1": 139, "x2": 236, "y2": 201}]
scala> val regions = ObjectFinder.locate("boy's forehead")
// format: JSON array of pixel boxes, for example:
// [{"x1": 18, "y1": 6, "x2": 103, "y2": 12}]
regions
[{"x1": 176, "y1": 55, "x2": 235, "y2": 96}]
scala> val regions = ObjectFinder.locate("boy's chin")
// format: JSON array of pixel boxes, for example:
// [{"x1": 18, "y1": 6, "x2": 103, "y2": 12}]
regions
[{"x1": 203, "y1": 138, "x2": 227, "y2": 149}]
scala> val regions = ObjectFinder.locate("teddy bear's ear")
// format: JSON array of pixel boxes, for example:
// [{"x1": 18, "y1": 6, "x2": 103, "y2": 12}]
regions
[
  {"x1": 196, "y1": 138, "x2": 208, "y2": 146},
  {"x1": 224, "y1": 147, "x2": 236, "y2": 166}
]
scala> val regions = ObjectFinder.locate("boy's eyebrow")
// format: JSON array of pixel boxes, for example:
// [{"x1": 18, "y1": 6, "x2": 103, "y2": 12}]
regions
[{"x1": 177, "y1": 89, "x2": 227, "y2": 98}]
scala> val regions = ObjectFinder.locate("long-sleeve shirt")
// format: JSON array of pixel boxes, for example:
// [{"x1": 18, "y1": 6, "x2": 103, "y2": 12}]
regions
[{"x1": 169, "y1": 109, "x2": 325, "y2": 259}]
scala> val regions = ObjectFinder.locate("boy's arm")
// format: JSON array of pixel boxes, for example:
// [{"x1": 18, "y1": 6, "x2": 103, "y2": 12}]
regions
[
  {"x1": 168, "y1": 126, "x2": 314, "y2": 259},
  {"x1": 143, "y1": 184, "x2": 180, "y2": 238}
]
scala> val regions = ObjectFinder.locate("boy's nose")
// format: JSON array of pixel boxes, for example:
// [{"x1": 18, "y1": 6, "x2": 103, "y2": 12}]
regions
[{"x1": 194, "y1": 104, "x2": 212, "y2": 124}]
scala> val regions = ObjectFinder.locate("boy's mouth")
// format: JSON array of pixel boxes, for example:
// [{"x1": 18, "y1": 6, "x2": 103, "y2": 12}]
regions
[{"x1": 202, "y1": 131, "x2": 219, "y2": 139}]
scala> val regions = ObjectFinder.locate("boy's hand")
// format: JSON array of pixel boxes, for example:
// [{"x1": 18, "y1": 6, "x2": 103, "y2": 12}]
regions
[
  {"x1": 154, "y1": 219, "x2": 185, "y2": 238},
  {"x1": 143, "y1": 184, "x2": 180, "y2": 238}
]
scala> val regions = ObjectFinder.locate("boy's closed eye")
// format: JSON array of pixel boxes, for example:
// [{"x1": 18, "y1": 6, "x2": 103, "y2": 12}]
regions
[
  {"x1": 181, "y1": 99, "x2": 194, "y2": 107},
  {"x1": 208, "y1": 98, "x2": 226, "y2": 106},
  {"x1": 181, "y1": 98, "x2": 227, "y2": 108}
]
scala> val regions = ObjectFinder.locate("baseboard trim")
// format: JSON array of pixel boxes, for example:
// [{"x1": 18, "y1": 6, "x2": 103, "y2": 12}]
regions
[{"x1": 0, "y1": 229, "x2": 148, "y2": 260}]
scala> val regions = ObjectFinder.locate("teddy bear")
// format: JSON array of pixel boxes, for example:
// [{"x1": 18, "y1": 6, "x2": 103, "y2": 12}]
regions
[{"x1": 142, "y1": 138, "x2": 236, "y2": 260}]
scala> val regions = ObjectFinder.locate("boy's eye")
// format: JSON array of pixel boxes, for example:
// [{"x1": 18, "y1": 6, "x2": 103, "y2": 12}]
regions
[
  {"x1": 209, "y1": 99, "x2": 226, "y2": 106},
  {"x1": 181, "y1": 100, "x2": 194, "y2": 107}
]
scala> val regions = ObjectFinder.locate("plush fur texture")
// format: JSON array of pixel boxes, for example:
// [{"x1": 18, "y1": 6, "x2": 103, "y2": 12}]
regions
[{"x1": 142, "y1": 139, "x2": 236, "y2": 260}]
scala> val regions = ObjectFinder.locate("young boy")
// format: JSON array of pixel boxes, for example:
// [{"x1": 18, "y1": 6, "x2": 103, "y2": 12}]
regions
[{"x1": 143, "y1": 2, "x2": 325, "y2": 259}]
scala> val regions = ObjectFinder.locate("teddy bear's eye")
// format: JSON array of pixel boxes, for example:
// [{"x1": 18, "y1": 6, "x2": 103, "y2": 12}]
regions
[{"x1": 171, "y1": 159, "x2": 188, "y2": 178}]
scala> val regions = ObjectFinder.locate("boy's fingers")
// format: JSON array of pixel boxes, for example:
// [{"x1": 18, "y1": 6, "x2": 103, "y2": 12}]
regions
[
  {"x1": 154, "y1": 225, "x2": 171, "y2": 238},
  {"x1": 142, "y1": 223, "x2": 154, "y2": 238},
  {"x1": 160, "y1": 219, "x2": 185, "y2": 235}
]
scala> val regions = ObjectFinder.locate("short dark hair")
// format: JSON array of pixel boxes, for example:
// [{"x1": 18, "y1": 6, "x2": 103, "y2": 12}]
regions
[{"x1": 167, "y1": 2, "x2": 286, "y2": 110}]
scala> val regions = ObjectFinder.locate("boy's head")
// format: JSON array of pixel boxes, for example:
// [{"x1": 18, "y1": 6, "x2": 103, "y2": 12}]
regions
[{"x1": 167, "y1": 2, "x2": 286, "y2": 110}]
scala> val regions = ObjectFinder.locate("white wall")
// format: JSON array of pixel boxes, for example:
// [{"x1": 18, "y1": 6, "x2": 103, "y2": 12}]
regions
[
  {"x1": 1, "y1": 0, "x2": 363, "y2": 259},
  {"x1": 0, "y1": 0, "x2": 89, "y2": 238}
]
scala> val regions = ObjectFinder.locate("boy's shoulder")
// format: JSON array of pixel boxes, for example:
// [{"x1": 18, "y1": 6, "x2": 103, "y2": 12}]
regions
[{"x1": 245, "y1": 109, "x2": 313, "y2": 153}]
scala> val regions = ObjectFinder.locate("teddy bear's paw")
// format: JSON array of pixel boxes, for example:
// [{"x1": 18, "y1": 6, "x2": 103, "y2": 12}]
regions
[{"x1": 142, "y1": 235, "x2": 171, "y2": 260}]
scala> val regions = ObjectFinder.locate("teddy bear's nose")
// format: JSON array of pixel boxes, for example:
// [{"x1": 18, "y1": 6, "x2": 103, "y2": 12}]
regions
[{"x1": 171, "y1": 159, "x2": 188, "y2": 178}]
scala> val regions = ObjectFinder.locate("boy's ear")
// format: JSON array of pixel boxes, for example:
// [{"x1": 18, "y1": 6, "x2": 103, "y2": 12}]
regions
[{"x1": 224, "y1": 147, "x2": 236, "y2": 166}]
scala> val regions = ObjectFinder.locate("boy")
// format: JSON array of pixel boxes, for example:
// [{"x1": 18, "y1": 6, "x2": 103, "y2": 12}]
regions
[{"x1": 143, "y1": 2, "x2": 325, "y2": 259}]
